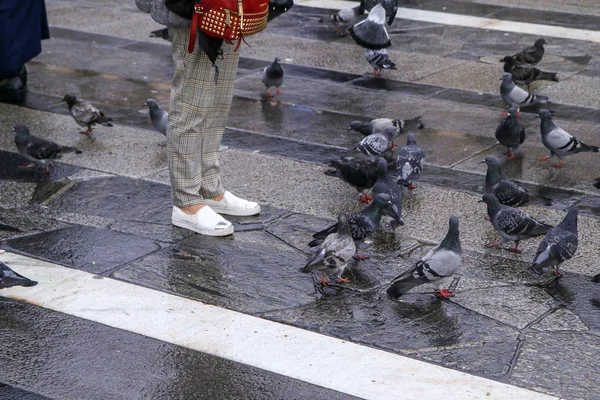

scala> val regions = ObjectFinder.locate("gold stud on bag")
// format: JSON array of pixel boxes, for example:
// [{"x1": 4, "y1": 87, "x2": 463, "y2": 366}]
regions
[{"x1": 188, "y1": 0, "x2": 269, "y2": 53}]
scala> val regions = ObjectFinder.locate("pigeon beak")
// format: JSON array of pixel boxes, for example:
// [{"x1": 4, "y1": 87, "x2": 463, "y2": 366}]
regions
[
  {"x1": 478, "y1": 199, "x2": 484, "y2": 203},
  {"x1": 143, "y1": 102, "x2": 148, "y2": 107},
  {"x1": 478, "y1": 160, "x2": 486, "y2": 164}
]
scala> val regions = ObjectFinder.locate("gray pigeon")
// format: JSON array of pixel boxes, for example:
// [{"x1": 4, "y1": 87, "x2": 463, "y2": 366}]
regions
[
  {"x1": 309, "y1": 193, "x2": 398, "y2": 249},
  {"x1": 13, "y1": 124, "x2": 82, "y2": 173},
  {"x1": 481, "y1": 156, "x2": 529, "y2": 207},
  {"x1": 355, "y1": 126, "x2": 397, "y2": 156},
  {"x1": 500, "y1": 72, "x2": 549, "y2": 109},
  {"x1": 349, "y1": 116, "x2": 424, "y2": 137},
  {"x1": 359, "y1": 0, "x2": 399, "y2": 26},
  {"x1": 395, "y1": 133, "x2": 425, "y2": 190},
  {"x1": 0, "y1": 261, "x2": 38, "y2": 289},
  {"x1": 262, "y1": 57, "x2": 284, "y2": 97},
  {"x1": 331, "y1": 6, "x2": 364, "y2": 35},
  {"x1": 513, "y1": 38, "x2": 546, "y2": 66},
  {"x1": 537, "y1": 109, "x2": 599, "y2": 168},
  {"x1": 481, "y1": 194, "x2": 552, "y2": 253},
  {"x1": 495, "y1": 107, "x2": 525, "y2": 159},
  {"x1": 387, "y1": 215, "x2": 462, "y2": 299},
  {"x1": 349, "y1": 4, "x2": 391, "y2": 50},
  {"x1": 300, "y1": 212, "x2": 356, "y2": 286},
  {"x1": 500, "y1": 55, "x2": 558, "y2": 91},
  {"x1": 144, "y1": 99, "x2": 168, "y2": 136},
  {"x1": 365, "y1": 49, "x2": 396, "y2": 77},
  {"x1": 530, "y1": 207, "x2": 578, "y2": 275},
  {"x1": 62, "y1": 94, "x2": 113, "y2": 135},
  {"x1": 325, "y1": 150, "x2": 395, "y2": 203},
  {"x1": 372, "y1": 158, "x2": 404, "y2": 227}
]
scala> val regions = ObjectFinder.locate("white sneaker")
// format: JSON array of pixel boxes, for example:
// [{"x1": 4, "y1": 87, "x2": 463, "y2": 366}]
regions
[
  {"x1": 171, "y1": 205, "x2": 234, "y2": 236},
  {"x1": 203, "y1": 191, "x2": 261, "y2": 216}
]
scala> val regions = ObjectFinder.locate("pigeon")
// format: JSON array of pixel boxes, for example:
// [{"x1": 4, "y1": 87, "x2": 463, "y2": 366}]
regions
[
  {"x1": 144, "y1": 99, "x2": 168, "y2": 136},
  {"x1": 359, "y1": 0, "x2": 399, "y2": 26},
  {"x1": 262, "y1": 57, "x2": 284, "y2": 98},
  {"x1": 481, "y1": 194, "x2": 552, "y2": 253},
  {"x1": 355, "y1": 126, "x2": 397, "y2": 156},
  {"x1": 150, "y1": 27, "x2": 170, "y2": 41},
  {"x1": 594, "y1": 178, "x2": 600, "y2": 189},
  {"x1": 513, "y1": 38, "x2": 546, "y2": 66},
  {"x1": 309, "y1": 193, "x2": 398, "y2": 248},
  {"x1": 371, "y1": 158, "x2": 404, "y2": 227},
  {"x1": 537, "y1": 109, "x2": 599, "y2": 168},
  {"x1": 395, "y1": 133, "x2": 425, "y2": 190},
  {"x1": 62, "y1": 94, "x2": 113, "y2": 135},
  {"x1": 300, "y1": 212, "x2": 356, "y2": 286},
  {"x1": 529, "y1": 207, "x2": 578, "y2": 275},
  {"x1": 349, "y1": 116, "x2": 424, "y2": 137},
  {"x1": 500, "y1": 55, "x2": 558, "y2": 91},
  {"x1": 495, "y1": 107, "x2": 525, "y2": 159},
  {"x1": 13, "y1": 124, "x2": 82, "y2": 173},
  {"x1": 0, "y1": 261, "x2": 38, "y2": 289},
  {"x1": 349, "y1": 4, "x2": 391, "y2": 50},
  {"x1": 500, "y1": 72, "x2": 549, "y2": 109},
  {"x1": 267, "y1": 0, "x2": 294, "y2": 22},
  {"x1": 387, "y1": 215, "x2": 462, "y2": 299},
  {"x1": 481, "y1": 156, "x2": 530, "y2": 207},
  {"x1": 325, "y1": 151, "x2": 395, "y2": 203},
  {"x1": 330, "y1": 6, "x2": 363, "y2": 34},
  {"x1": 365, "y1": 49, "x2": 396, "y2": 77}
]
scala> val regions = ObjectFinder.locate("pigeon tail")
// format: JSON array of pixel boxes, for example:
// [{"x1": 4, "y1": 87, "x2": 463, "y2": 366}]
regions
[
  {"x1": 538, "y1": 71, "x2": 559, "y2": 82},
  {"x1": 61, "y1": 146, "x2": 82, "y2": 155},
  {"x1": 387, "y1": 276, "x2": 421, "y2": 298},
  {"x1": 580, "y1": 142, "x2": 599, "y2": 153},
  {"x1": 529, "y1": 262, "x2": 546, "y2": 275},
  {"x1": 400, "y1": 116, "x2": 424, "y2": 133}
]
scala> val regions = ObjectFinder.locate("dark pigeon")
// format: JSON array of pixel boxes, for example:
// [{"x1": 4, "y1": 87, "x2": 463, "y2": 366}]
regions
[
  {"x1": 387, "y1": 215, "x2": 462, "y2": 299},
  {"x1": 365, "y1": 49, "x2": 396, "y2": 77},
  {"x1": 324, "y1": 150, "x2": 395, "y2": 202},
  {"x1": 495, "y1": 107, "x2": 525, "y2": 159},
  {"x1": 62, "y1": 94, "x2": 113, "y2": 136},
  {"x1": 500, "y1": 55, "x2": 558, "y2": 91},
  {"x1": 481, "y1": 156, "x2": 529, "y2": 207},
  {"x1": 395, "y1": 133, "x2": 425, "y2": 190},
  {"x1": 349, "y1": 4, "x2": 391, "y2": 50},
  {"x1": 513, "y1": 38, "x2": 546, "y2": 66},
  {"x1": 13, "y1": 124, "x2": 82, "y2": 173},
  {"x1": 150, "y1": 27, "x2": 170, "y2": 41},
  {"x1": 144, "y1": 99, "x2": 168, "y2": 136},
  {"x1": 309, "y1": 193, "x2": 398, "y2": 247},
  {"x1": 262, "y1": 57, "x2": 284, "y2": 97},
  {"x1": 300, "y1": 212, "x2": 356, "y2": 286},
  {"x1": 0, "y1": 261, "x2": 38, "y2": 289},
  {"x1": 594, "y1": 178, "x2": 600, "y2": 189},
  {"x1": 500, "y1": 73, "x2": 549, "y2": 109},
  {"x1": 537, "y1": 109, "x2": 599, "y2": 168},
  {"x1": 481, "y1": 194, "x2": 552, "y2": 253},
  {"x1": 359, "y1": 0, "x2": 399, "y2": 26},
  {"x1": 372, "y1": 158, "x2": 404, "y2": 227},
  {"x1": 355, "y1": 126, "x2": 397, "y2": 156},
  {"x1": 530, "y1": 207, "x2": 578, "y2": 275}
]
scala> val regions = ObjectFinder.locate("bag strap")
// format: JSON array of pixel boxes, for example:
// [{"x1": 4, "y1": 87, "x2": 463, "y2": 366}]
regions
[{"x1": 188, "y1": 4, "x2": 202, "y2": 53}]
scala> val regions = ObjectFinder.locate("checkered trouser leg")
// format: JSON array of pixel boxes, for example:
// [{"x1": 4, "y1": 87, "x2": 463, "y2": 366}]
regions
[{"x1": 167, "y1": 26, "x2": 240, "y2": 208}]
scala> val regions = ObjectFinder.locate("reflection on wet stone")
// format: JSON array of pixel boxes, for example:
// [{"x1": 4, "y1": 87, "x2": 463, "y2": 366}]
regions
[{"x1": 0, "y1": 150, "x2": 80, "y2": 182}]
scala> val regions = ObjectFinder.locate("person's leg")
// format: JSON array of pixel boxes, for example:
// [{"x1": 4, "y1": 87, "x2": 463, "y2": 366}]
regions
[{"x1": 168, "y1": 26, "x2": 232, "y2": 235}]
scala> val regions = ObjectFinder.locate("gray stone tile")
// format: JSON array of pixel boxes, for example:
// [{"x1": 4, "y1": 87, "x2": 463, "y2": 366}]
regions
[
  {"x1": 4, "y1": 225, "x2": 161, "y2": 274},
  {"x1": 0, "y1": 208, "x2": 70, "y2": 241},
  {"x1": 540, "y1": 74, "x2": 600, "y2": 109},
  {"x1": 510, "y1": 332, "x2": 600, "y2": 400},
  {"x1": 451, "y1": 286, "x2": 557, "y2": 329},
  {"x1": 0, "y1": 181, "x2": 36, "y2": 208},
  {"x1": 112, "y1": 230, "x2": 317, "y2": 314},
  {"x1": 531, "y1": 307, "x2": 589, "y2": 332}
]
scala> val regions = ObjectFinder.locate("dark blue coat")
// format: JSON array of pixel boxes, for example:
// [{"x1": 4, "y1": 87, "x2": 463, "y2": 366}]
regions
[{"x1": 0, "y1": 0, "x2": 50, "y2": 73}]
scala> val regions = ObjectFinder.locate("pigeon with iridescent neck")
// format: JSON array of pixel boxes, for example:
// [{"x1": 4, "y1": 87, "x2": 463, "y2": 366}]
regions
[
  {"x1": 513, "y1": 38, "x2": 546, "y2": 66},
  {"x1": 365, "y1": 49, "x2": 396, "y2": 77},
  {"x1": 62, "y1": 94, "x2": 113, "y2": 135},
  {"x1": 530, "y1": 207, "x2": 578, "y2": 275},
  {"x1": 495, "y1": 107, "x2": 525, "y2": 159},
  {"x1": 481, "y1": 156, "x2": 529, "y2": 207},
  {"x1": 372, "y1": 158, "x2": 404, "y2": 227},
  {"x1": 500, "y1": 73, "x2": 549, "y2": 109},
  {"x1": 144, "y1": 99, "x2": 168, "y2": 136},
  {"x1": 262, "y1": 57, "x2": 284, "y2": 97},
  {"x1": 395, "y1": 133, "x2": 425, "y2": 191}
]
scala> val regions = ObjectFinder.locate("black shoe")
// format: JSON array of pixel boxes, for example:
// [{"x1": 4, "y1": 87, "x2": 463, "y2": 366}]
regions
[{"x1": 0, "y1": 66, "x2": 27, "y2": 103}]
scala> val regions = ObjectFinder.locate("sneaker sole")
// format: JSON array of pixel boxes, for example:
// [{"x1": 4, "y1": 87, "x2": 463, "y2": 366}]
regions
[
  {"x1": 172, "y1": 219, "x2": 234, "y2": 237},
  {"x1": 208, "y1": 205, "x2": 261, "y2": 217}
]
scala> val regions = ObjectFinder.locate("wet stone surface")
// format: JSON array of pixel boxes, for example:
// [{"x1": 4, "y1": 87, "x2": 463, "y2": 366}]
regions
[
  {"x1": 113, "y1": 230, "x2": 317, "y2": 314},
  {"x1": 0, "y1": 150, "x2": 81, "y2": 183},
  {"x1": 0, "y1": 209, "x2": 70, "y2": 241},
  {"x1": 3, "y1": 225, "x2": 161, "y2": 275},
  {"x1": 260, "y1": 291, "x2": 520, "y2": 378},
  {"x1": 0, "y1": 382, "x2": 50, "y2": 400}
]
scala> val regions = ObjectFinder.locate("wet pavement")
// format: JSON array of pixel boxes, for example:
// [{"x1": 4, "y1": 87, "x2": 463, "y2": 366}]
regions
[{"x1": 1, "y1": 0, "x2": 600, "y2": 399}]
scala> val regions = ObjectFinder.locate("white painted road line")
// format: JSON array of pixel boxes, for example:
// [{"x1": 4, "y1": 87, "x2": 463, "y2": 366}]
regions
[
  {"x1": 0, "y1": 252, "x2": 556, "y2": 400},
  {"x1": 299, "y1": 0, "x2": 600, "y2": 43}
]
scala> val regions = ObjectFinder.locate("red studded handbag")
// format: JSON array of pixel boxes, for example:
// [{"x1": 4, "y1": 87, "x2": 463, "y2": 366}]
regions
[{"x1": 188, "y1": 0, "x2": 269, "y2": 53}]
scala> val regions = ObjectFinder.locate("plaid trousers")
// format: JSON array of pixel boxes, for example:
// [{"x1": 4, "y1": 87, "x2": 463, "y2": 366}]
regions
[{"x1": 168, "y1": 26, "x2": 240, "y2": 208}]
